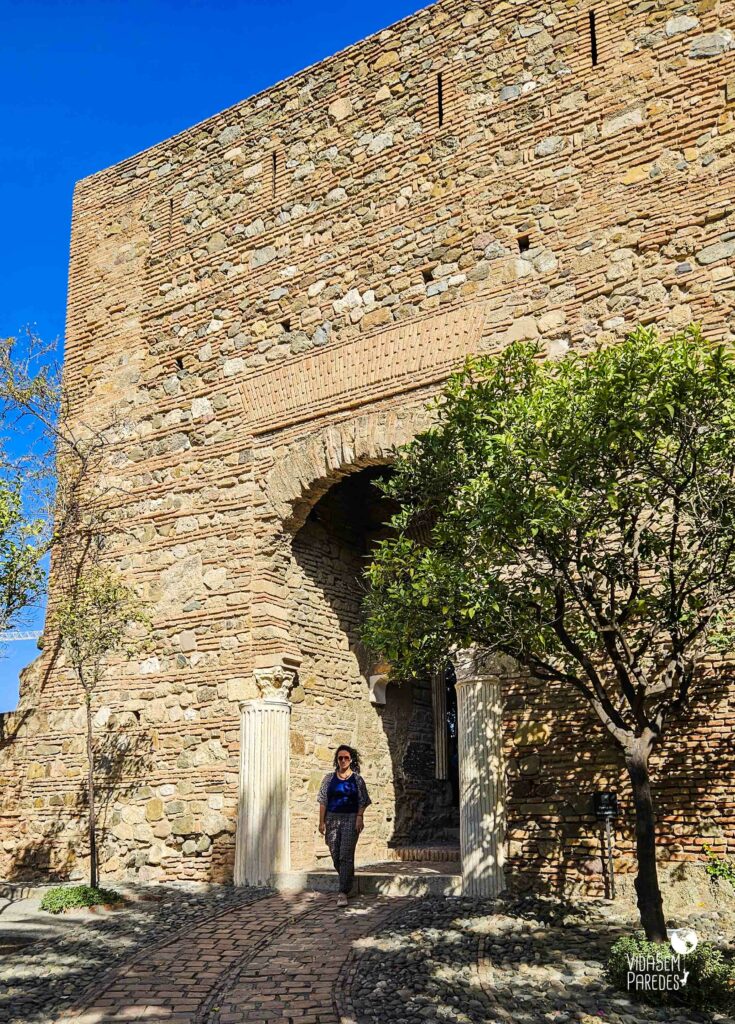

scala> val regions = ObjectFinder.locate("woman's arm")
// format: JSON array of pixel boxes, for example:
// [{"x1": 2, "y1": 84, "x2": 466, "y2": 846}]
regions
[
  {"x1": 317, "y1": 773, "x2": 331, "y2": 835},
  {"x1": 355, "y1": 775, "x2": 371, "y2": 834}
]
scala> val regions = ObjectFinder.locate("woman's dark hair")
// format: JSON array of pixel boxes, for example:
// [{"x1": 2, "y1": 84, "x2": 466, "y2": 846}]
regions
[{"x1": 333, "y1": 744, "x2": 361, "y2": 773}]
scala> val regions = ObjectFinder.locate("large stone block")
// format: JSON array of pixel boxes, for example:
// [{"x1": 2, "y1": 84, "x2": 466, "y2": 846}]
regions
[
  {"x1": 146, "y1": 798, "x2": 165, "y2": 822},
  {"x1": 513, "y1": 722, "x2": 552, "y2": 747},
  {"x1": 689, "y1": 30, "x2": 734, "y2": 57}
]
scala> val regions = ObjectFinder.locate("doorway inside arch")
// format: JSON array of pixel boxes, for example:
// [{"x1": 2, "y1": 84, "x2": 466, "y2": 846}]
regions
[
  {"x1": 444, "y1": 662, "x2": 460, "y2": 817},
  {"x1": 285, "y1": 464, "x2": 460, "y2": 869}
]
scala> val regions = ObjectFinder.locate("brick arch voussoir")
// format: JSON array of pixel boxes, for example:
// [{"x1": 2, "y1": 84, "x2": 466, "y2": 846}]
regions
[{"x1": 263, "y1": 406, "x2": 433, "y2": 535}]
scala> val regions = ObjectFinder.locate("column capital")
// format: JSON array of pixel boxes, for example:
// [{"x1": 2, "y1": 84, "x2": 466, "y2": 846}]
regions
[
  {"x1": 253, "y1": 654, "x2": 302, "y2": 703},
  {"x1": 368, "y1": 657, "x2": 392, "y2": 705},
  {"x1": 451, "y1": 646, "x2": 501, "y2": 686}
]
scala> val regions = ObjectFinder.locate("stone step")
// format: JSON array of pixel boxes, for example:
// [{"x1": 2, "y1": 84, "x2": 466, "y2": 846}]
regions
[
  {"x1": 276, "y1": 860, "x2": 462, "y2": 898},
  {"x1": 0, "y1": 881, "x2": 54, "y2": 901},
  {"x1": 386, "y1": 843, "x2": 460, "y2": 862}
]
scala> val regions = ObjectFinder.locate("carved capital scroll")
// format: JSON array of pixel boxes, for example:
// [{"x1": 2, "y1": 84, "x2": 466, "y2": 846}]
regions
[{"x1": 253, "y1": 655, "x2": 302, "y2": 703}]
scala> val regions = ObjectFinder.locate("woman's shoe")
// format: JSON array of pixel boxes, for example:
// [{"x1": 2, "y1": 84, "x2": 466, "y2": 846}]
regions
[{"x1": 337, "y1": 892, "x2": 348, "y2": 907}]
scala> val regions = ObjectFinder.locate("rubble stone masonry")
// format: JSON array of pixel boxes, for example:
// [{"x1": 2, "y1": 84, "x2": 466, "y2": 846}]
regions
[{"x1": 1, "y1": 0, "x2": 734, "y2": 892}]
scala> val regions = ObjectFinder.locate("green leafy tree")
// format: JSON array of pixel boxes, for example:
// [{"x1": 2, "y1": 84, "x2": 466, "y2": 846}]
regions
[
  {"x1": 363, "y1": 325, "x2": 735, "y2": 941},
  {"x1": 52, "y1": 563, "x2": 149, "y2": 888},
  {"x1": 0, "y1": 480, "x2": 45, "y2": 631},
  {"x1": 0, "y1": 331, "x2": 107, "y2": 557},
  {"x1": 0, "y1": 333, "x2": 60, "y2": 639},
  {"x1": 0, "y1": 331, "x2": 113, "y2": 658}
]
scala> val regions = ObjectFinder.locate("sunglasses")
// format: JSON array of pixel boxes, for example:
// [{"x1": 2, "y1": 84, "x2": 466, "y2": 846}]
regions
[{"x1": 337, "y1": 755, "x2": 351, "y2": 761}]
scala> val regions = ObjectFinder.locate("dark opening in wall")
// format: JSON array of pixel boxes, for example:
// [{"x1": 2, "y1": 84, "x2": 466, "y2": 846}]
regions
[
  {"x1": 132, "y1": 710, "x2": 141, "y2": 722},
  {"x1": 517, "y1": 234, "x2": 531, "y2": 253},
  {"x1": 422, "y1": 267, "x2": 435, "y2": 284},
  {"x1": 280, "y1": 318, "x2": 291, "y2": 333},
  {"x1": 437, "y1": 72, "x2": 444, "y2": 127},
  {"x1": 589, "y1": 11, "x2": 598, "y2": 66},
  {"x1": 167, "y1": 197, "x2": 174, "y2": 242},
  {"x1": 175, "y1": 356, "x2": 185, "y2": 371},
  {"x1": 272, "y1": 152, "x2": 278, "y2": 199}
]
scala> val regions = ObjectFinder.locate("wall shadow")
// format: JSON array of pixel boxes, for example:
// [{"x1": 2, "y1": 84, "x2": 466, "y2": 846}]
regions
[
  {"x1": 499, "y1": 662, "x2": 735, "y2": 907},
  {"x1": 5, "y1": 720, "x2": 154, "y2": 884}
]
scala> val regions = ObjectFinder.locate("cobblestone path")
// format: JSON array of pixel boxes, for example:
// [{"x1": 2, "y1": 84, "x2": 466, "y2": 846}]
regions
[
  {"x1": 49, "y1": 892, "x2": 404, "y2": 1024},
  {"x1": 1, "y1": 884, "x2": 268, "y2": 1024},
  {"x1": 3, "y1": 889, "x2": 731, "y2": 1024}
]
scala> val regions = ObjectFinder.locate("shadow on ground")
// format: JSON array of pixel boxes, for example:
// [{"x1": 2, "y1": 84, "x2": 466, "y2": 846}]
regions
[
  {"x1": 345, "y1": 895, "x2": 734, "y2": 1024},
  {"x1": 3, "y1": 887, "x2": 734, "y2": 1024},
  {"x1": 0, "y1": 883, "x2": 269, "y2": 1024}
]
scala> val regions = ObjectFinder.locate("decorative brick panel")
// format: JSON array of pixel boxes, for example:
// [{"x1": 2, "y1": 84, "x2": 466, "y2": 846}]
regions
[{"x1": 239, "y1": 305, "x2": 487, "y2": 435}]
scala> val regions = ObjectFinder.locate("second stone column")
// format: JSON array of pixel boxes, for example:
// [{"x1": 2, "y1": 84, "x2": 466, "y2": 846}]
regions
[{"x1": 453, "y1": 647, "x2": 507, "y2": 897}]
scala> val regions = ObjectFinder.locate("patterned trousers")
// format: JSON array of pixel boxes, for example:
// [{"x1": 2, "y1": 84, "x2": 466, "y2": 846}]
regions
[{"x1": 324, "y1": 812, "x2": 359, "y2": 894}]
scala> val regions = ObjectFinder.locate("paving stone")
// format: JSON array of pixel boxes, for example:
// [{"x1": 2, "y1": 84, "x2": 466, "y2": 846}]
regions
[{"x1": 0, "y1": 883, "x2": 268, "y2": 1024}]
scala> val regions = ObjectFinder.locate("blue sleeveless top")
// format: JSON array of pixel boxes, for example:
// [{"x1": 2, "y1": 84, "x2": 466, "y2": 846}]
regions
[
  {"x1": 317, "y1": 771, "x2": 372, "y2": 814},
  {"x1": 326, "y1": 773, "x2": 360, "y2": 814}
]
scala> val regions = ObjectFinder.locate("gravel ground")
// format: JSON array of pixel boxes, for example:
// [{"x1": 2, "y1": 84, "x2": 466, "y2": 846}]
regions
[
  {"x1": 0, "y1": 882, "x2": 269, "y2": 1024},
  {"x1": 346, "y1": 894, "x2": 735, "y2": 1024}
]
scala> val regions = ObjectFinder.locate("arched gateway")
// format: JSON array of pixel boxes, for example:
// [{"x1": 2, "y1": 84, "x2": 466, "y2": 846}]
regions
[{"x1": 232, "y1": 340, "x2": 506, "y2": 896}]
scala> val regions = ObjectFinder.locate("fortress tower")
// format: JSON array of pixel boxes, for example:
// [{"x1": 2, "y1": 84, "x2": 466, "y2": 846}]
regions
[{"x1": 1, "y1": 0, "x2": 734, "y2": 894}]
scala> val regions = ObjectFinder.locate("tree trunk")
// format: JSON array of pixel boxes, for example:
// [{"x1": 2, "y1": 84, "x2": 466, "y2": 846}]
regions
[
  {"x1": 625, "y1": 735, "x2": 666, "y2": 941},
  {"x1": 85, "y1": 696, "x2": 98, "y2": 889}
]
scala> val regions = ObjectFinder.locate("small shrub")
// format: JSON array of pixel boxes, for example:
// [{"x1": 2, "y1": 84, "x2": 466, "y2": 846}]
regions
[
  {"x1": 703, "y1": 843, "x2": 735, "y2": 889},
  {"x1": 39, "y1": 884, "x2": 123, "y2": 914},
  {"x1": 607, "y1": 934, "x2": 735, "y2": 1014}
]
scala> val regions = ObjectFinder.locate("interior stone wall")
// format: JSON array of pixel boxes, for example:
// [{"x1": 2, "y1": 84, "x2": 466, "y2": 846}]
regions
[{"x1": 286, "y1": 470, "x2": 449, "y2": 870}]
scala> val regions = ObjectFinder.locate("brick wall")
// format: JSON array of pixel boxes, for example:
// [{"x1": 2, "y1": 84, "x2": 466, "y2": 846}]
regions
[{"x1": 1, "y1": 0, "x2": 734, "y2": 888}]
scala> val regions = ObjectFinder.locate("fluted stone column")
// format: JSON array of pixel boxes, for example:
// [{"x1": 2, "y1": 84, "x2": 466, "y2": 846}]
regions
[
  {"x1": 234, "y1": 658, "x2": 301, "y2": 886},
  {"x1": 453, "y1": 648, "x2": 506, "y2": 897},
  {"x1": 431, "y1": 668, "x2": 449, "y2": 780}
]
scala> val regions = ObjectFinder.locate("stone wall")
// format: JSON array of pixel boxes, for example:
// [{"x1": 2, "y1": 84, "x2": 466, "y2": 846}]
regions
[{"x1": 1, "y1": 0, "x2": 734, "y2": 890}]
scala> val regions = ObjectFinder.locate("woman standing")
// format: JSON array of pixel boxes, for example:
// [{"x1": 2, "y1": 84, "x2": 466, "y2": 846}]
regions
[{"x1": 317, "y1": 745, "x2": 372, "y2": 906}]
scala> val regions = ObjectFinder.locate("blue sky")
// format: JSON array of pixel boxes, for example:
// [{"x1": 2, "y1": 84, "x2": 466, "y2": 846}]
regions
[{"x1": 0, "y1": 0, "x2": 423, "y2": 710}]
